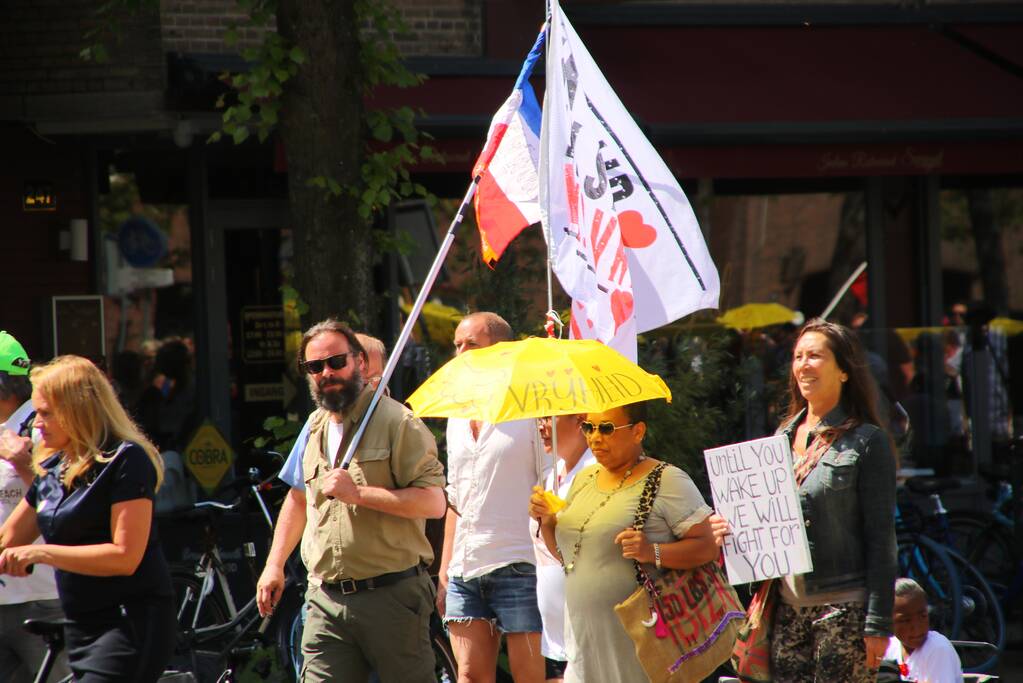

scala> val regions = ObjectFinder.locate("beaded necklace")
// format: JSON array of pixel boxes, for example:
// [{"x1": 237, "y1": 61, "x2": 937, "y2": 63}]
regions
[{"x1": 562, "y1": 455, "x2": 645, "y2": 574}]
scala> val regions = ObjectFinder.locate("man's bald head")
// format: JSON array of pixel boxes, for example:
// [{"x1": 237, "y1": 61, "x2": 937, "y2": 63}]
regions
[{"x1": 454, "y1": 312, "x2": 512, "y2": 355}]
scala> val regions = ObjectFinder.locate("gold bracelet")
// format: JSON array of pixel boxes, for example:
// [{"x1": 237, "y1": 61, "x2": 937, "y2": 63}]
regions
[{"x1": 654, "y1": 543, "x2": 662, "y2": 570}]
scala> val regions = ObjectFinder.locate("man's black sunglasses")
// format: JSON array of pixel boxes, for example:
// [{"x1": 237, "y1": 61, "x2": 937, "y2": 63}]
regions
[{"x1": 300, "y1": 352, "x2": 352, "y2": 375}]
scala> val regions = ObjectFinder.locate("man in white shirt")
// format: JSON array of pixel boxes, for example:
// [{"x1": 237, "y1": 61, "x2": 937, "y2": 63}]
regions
[
  {"x1": 438, "y1": 313, "x2": 546, "y2": 683},
  {"x1": 884, "y1": 578, "x2": 962, "y2": 683},
  {"x1": 0, "y1": 331, "x2": 69, "y2": 682},
  {"x1": 530, "y1": 414, "x2": 594, "y2": 682}
]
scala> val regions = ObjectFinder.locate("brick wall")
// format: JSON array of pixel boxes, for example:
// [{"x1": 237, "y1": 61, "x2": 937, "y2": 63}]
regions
[
  {"x1": 160, "y1": 0, "x2": 271, "y2": 54},
  {"x1": 159, "y1": 0, "x2": 481, "y2": 58},
  {"x1": 0, "y1": 127, "x2": 93, "y2": 361},
  {"x1": 0, "y1": 0, "x2": 164, "y2": 99},
  {"x1": 393, "y1": 0, "x2": 482, "y2": 57}
]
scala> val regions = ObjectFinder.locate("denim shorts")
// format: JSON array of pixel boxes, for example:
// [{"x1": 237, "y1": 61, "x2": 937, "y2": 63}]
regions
[{"x1": 444, "y1": 562, "x2": 543, "y2": 634}]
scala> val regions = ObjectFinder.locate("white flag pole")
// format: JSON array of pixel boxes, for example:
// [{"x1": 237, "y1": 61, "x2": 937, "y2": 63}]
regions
[
  {"x1": 820, "y1": 261, "x2": 867, "y2": 322},
  {"x1": 338, "y1": 178, "x2": 479, "y2": 470}
]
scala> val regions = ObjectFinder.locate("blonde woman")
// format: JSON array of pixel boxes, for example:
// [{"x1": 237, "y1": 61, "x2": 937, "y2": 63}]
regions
[{"x1": 0, "y1": 356, "x2": 176, "y2": 683}]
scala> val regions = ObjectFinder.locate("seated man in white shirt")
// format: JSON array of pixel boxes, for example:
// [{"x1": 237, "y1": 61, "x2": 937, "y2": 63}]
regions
[
  {"x1": 884, "y1": 578, "x2": 963, "y2": 683},
  {"x1": 438, "y1": 312, "x2": 546, "y2": 683}
]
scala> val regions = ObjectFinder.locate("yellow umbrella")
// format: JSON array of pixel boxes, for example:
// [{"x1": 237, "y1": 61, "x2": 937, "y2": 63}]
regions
[
  {"x1": 717, "y1": 302, "x2": 799, "y2": 331},
  {"x1": 990, "y1": 317, "x2": 1023, "y2": 336},
  {"x1": 406, "y1": 337, "x2": 671, "y2": 423}
]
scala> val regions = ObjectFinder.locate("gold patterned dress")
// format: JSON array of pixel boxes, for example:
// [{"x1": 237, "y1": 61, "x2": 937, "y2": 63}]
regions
[{"x1": 555, "y1": 463, "x2": 712, "y2": 683}]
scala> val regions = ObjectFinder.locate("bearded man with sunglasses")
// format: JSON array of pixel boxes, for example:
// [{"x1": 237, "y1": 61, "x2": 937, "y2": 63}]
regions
[{"x1": 256, "y1": 319, "x2": 446, "y2": 682}]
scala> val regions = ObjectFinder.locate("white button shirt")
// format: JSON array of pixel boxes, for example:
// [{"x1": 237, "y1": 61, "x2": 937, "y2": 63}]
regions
[
  {"x1": 1, "y1": 400, "x2": 60, "y2": 605},
  {"x1": 445, "y1": 417, "x2": 547, "y2": 580}
]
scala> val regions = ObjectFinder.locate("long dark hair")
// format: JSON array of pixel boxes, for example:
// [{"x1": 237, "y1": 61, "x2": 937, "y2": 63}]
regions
[{"x1": 784, "y1": 319, "x2": 887, "y2": 439}]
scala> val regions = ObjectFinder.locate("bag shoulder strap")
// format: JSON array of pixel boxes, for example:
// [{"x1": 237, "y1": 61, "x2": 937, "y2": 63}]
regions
[
  {"x1": 632, "y1": 461, "x2": 668, "y2": 530},
  {"x1": 631, "y1": 462, "x2": 668, "y2": 585}
]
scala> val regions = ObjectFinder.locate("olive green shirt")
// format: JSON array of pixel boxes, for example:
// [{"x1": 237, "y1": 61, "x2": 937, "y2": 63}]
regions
[{"x1": 301, "y1": 386, "x2": 445, "y2": 583}]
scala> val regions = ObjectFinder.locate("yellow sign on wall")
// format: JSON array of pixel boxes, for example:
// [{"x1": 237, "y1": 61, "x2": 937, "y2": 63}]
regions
[{"x1": 184, "y1": 421, "x2": 234, "y2": 494}]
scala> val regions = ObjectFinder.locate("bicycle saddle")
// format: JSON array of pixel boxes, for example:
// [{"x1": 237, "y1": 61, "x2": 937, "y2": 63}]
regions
[
  {"x1": 22, "y1": 618, "x2": 72, "y2": 640},
  {"x1": 904, "y1": 476, "x2": 961, "y2": 495}
]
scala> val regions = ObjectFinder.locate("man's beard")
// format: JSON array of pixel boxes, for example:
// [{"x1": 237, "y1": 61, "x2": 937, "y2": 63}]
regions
[{"x1": 312, "y1": 369, "x2": 364, "y2": 413}]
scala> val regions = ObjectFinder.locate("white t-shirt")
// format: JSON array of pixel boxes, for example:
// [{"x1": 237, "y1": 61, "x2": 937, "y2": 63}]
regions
[
  {"x1": 446, "y1": 418, "x2": 548, "y2": 580},
  {"x1": 530, "y1": 448, "x2": 596, "y2": 661},
  {"x1": 884, "y1": 630, "x2": 963, "y2": 683},
  {"x1": 1, "y1": 400, "x2": 60, "y2": 606},
  {"x1": 326, "y1": 419, "x2": 344, "y2": 467}
]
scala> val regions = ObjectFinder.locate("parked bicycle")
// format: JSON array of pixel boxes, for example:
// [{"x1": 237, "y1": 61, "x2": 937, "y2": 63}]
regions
[
  {"x1": 164, "y1": 464, "x2": 305, "y2": 682},
  {"x1": 896, "y1": 476, "x2": 1005, "y2": 673}
]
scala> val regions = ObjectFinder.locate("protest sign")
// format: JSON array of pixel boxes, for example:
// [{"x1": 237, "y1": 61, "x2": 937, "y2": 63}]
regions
[{"x1": 704, "y1": 435, "x2": 812, "y2": 584}]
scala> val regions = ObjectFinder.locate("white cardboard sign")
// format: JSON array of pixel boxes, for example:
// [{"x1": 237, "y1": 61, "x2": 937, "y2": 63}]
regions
[{"x1": 703, "y1": 434, "x2": 813, "y2": 585}]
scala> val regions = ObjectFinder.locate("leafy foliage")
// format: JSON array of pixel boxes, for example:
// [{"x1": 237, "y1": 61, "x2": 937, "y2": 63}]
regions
[
  {"x1": 639, "y1": 330, "x2": 748, "y2": 491},
  {"x1": 251, "y1": 414, "x2": 303, "y2": 454},
  {"x1": 208, "y1": 0, "x2": 440, "y2": 219}
]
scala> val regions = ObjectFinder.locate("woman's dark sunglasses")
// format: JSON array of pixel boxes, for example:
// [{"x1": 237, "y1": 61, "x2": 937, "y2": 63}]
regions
[
  {"x1": 300, "y1": 352, "x2": 351, "y2": 375},
  {"x1": 580, "y1": 421, "x2": 635, "y2": 436}
]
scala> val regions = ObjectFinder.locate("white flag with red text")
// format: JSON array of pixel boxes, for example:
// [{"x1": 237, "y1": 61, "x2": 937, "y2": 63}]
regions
[{"x1": 540, "y1": 1, "x2": 719, "y2": 360}]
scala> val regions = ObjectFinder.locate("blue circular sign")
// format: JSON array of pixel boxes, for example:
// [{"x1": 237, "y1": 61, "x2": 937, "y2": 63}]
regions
[{"x1": 117, "y1": 216, "x2": 168, "y2": 268}]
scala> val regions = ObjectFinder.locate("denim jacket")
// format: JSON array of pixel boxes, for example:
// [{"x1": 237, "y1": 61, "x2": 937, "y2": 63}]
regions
[{"x1": 779, "y1": 405, "x2": 897, "y2": 636}]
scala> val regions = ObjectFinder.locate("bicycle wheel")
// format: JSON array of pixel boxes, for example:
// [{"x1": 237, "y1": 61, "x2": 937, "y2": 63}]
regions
[
  {"x1": 432, "y1": 631, "x2": 457, "y2": 683},
  {"x1": 946, "y1": 512, "x2": 1018, "y2": 597},
  {"x1": 170, "y1": 572, "x2": 231, "y2": 682},
  {"x1": 271, "y1": 589, "x2": 305, "y2": 682},
  {"x1": 897, "y1": 533, "x2": 963, "y2": 639},
  {"x1": 172, "y1": 571, "x2": 231, "y2": 631},
  {"x1": 945, "y1": 548, "x2": 1005, "y2": 673}
]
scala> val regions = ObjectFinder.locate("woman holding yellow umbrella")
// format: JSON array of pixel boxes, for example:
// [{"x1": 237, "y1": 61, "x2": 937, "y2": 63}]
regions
[{"x1": 528, "y1": 400, "x2": 718, "y2": 683}]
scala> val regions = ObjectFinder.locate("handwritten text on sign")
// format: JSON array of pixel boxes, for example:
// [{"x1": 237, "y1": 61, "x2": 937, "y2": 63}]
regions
[{"x1": 704, "y1": 435, "x2": 812, "y2": 584}]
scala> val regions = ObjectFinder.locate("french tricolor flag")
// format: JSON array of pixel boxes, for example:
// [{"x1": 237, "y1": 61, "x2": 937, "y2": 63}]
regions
[{"x1": 473, "y1": 29, "x2": 545, "y2": 266}]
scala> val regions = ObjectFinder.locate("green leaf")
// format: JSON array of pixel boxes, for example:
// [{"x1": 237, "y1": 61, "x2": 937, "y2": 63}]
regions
[
  {"x1": 290, "y1": 46, "x2": 306, "y2": 64},
  {"x1": 263, "y1": 415, "x2": 285, "y2": 430},
  {"x1": 232, "y1": 126, "x2": 250, "y2": 144},
  {"x1": 224, "y1": 27, "x2": 239, "y2": 46},
  {"x1": 273, "y1": 67, "x2": 290, "y2": 83},
  {"x1": 327, "y1": 178, "x2": 342, "y2": 196},
  {"x1": 206, "y1": 131, "x2": 223, "y2": 143},
  {"x1": 371, "y1": 119, "x2": 393, "y2": 143}
]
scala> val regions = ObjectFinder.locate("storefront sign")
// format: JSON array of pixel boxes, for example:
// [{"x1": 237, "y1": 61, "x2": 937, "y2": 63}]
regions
[
  {"x1": 241, "y1": 306, "x2": 285, "y2": 364},
  {"x1": 23, "y1": 182, "x2": 56, "y2": 211},
  {"x1": 184, "y1": 421, "x2": 235, "y2": 494},
  {"x1": 704, "y1": 434, "x2": 812, "y2": 584},
  {"x1": 244, "y1": 382, "x2": 284, "y2": 403}
]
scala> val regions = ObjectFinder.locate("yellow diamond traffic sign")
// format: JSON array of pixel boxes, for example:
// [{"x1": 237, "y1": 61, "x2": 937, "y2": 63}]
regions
[{"x1": 184, "y1": 421, "x2": 234, "y2": 494}]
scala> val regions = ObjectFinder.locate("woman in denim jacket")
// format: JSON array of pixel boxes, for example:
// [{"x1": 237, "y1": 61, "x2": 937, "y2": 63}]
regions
[{"x1": 718, "y1": 319, "x2": 897, "y2": 682}]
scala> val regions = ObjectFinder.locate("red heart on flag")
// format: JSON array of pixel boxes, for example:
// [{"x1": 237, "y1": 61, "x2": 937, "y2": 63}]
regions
[
  {"x1": 618, "y1": 210, "x2": 657, "y2": 249},
  {"x1": 610, "y1": 289, "x2": 635, "y2": 329}
]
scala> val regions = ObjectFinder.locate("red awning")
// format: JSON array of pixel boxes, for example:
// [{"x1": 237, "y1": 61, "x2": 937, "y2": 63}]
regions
[{"x1": 371, "y1": 23, "x2": 1023, "y2": 178}]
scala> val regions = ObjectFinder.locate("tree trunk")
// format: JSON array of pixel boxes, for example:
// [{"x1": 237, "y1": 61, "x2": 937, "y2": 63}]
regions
[
  {"x1": 967, "y1": 189, "x2": 1009, "y2": 315},
  {"x1": 277, "y1": 0, "x2": 372, "y2": 330}
]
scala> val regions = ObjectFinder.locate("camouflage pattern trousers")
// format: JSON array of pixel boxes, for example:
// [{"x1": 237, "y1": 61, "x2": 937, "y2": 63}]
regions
[{"x1": 771, "y1": 601, "x2": 876, "y2": 683}]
